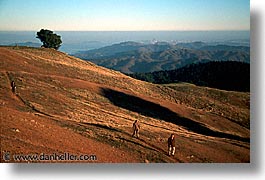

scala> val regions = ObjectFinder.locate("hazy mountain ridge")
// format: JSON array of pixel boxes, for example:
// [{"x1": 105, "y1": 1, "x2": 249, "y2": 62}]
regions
[
  {"x1": 8, "y1": 42, "x2": 41, "y2": 47},
  {"x1": 74, "y1": 41, "x2": 250, "y2": 73}
]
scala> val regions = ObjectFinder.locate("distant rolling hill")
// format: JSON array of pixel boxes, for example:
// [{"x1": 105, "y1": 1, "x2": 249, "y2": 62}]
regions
[
  {"x1": 129, "y1": 61, "x2": 250, "y2": 92},
  {"x1": 73, "y1": 41, "x2": 250, "y2": 73},
  {"x1": 9, "y1": 41, "x2": 41, "y2": 48}
]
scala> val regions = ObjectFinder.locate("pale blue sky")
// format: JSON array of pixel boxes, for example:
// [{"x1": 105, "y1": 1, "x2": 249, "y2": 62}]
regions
[{"x1": 0, "y1": 0, "x2": 250, "y2": 31}]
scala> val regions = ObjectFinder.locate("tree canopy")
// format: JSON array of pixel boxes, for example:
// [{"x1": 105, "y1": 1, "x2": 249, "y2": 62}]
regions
[
  {"x1": 128, "y1": 61, "x2": 250, "y2": 92},
  {"x1": 36, "y1": 29, "x2": 62, "y2": 50}
]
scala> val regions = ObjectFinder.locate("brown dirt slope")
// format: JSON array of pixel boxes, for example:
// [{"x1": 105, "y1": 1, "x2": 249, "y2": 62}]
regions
[{"x1": 0, "y1": 46, "x2": 250, "y2": 163}]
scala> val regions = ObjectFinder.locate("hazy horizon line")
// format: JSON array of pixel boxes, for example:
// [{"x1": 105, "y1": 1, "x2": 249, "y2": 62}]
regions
[{"x1": 0, "y1": 29, "x2": 250, "y2": 32}]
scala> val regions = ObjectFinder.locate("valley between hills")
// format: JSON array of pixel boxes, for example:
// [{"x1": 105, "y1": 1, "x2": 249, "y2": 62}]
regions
[{"x1": 0, "y1": 46, "x2": 249, "y2": 163}]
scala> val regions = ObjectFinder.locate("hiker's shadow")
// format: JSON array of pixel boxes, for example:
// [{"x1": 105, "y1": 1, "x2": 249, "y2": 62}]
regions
[{"x1": 101, "y1": 88, "x2": 249, "y2": 142}]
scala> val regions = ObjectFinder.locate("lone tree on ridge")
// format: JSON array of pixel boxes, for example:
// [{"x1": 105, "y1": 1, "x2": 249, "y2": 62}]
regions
[{"x1": 36, "y1": 29, "x2": 62, "y2": 50}]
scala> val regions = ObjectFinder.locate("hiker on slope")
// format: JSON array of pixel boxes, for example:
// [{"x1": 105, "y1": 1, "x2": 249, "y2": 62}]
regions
[
  {"x1": 132, "y1": 120, "x2": 140, "y2": 138},
  {"x1": 168, "y1": 133, "x2": 176, "y2": 156},
  {"x1": 11, "y1": 81, "x2": 16, "y2": 93}
]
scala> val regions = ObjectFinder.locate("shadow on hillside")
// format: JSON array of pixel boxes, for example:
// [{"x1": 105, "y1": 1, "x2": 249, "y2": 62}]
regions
[{"x1": 101, "y1": 88, "x2": 249, "y2": 142}]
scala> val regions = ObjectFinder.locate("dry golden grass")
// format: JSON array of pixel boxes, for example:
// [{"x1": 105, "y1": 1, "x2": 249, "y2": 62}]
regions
[{"x1": 0, "y1": 46, "x2": 249, "y2": 163}]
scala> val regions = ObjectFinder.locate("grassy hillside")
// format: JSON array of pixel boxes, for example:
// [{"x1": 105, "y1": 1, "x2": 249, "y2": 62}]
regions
[
  {"x1": 129, "y1": 61, "x2": 250, "y2": 92},
  {"x1": 0, "y1": 46, "x2": 250, "y2": 163}
]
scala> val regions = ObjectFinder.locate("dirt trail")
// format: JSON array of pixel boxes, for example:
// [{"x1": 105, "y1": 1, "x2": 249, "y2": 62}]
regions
[
  {"x1": 4, "y1": 71, "x2": 54, "y2": 117},
  {"x1": 4, "y1": 71, "x2": 16, "y2": 97}
]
